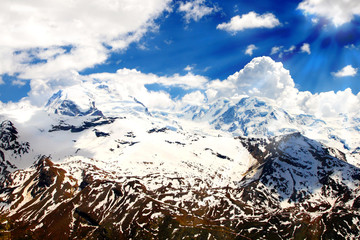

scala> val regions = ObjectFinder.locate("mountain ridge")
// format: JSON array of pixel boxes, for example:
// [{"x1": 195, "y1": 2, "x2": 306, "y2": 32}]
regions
[{"x1": 0, "y1": 87, "x2": 360, "y2": 239}]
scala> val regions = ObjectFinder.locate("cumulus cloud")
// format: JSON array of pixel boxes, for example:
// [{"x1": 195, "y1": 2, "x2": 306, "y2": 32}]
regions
[
  {"x1": 332, "y1": 65, "x2": 358, "y2": 77},
  {"x1": 182, "y1": 91, "x2": 206, "y2": 105},
  {"x1": 206, "y1": 56, "x2": 296, "y2": 102},
  {"x1": 298, "y1": 0, "x2": 360, "y2": 26},
  {"x1": 245, "y1": 44, "x2": 258, "y2": 56},
  {"x1": 203, "y1": 56, "x2": 360, "y2": 118},
  {"x1": 301, "y1": 88, "x2": 360, "y2": 117},
  {"x1": 178, "y1": 0, "x2": 217, "y2": 23},
  {"x1": 0, "y1": 0, "x2": 171, "y2": 99},
  {"x1": 300, "y1": 43, "x2": 311, "y2": 54},
  {"x1": 217, "y1": 11, "x2": 280, "y2": 32}
]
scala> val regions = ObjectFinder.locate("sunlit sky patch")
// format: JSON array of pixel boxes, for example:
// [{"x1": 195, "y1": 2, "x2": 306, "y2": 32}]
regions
[{"x1": 0, "y1": 0, "x2": 360, "y2": 104}]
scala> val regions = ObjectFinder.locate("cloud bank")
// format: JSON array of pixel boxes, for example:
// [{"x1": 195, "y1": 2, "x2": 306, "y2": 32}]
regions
[
  {"x1": 70, "y1": 57, "x2": 360, "y2": 119},
  {"x1": 3, "y1": 55, "x2": 360, "y2": 121},
  {"x1": 0, "y1": 0, "x2": 171, "y2": 85}
]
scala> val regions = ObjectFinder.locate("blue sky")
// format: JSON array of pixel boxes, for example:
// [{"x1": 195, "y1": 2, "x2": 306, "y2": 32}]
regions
[{"x1": 1, "y1": 0, "x2": 360, "y2": 104}]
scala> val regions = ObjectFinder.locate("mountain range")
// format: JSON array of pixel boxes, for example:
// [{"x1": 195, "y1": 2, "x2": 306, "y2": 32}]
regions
[{"x1": 0, "y1": 84, "x2": 359, "y2": 239}]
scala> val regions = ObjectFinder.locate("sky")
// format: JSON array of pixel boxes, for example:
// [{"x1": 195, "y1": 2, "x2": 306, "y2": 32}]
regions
[{"x1": 1, "y1": 0, "x2": 360, "y2": 118}]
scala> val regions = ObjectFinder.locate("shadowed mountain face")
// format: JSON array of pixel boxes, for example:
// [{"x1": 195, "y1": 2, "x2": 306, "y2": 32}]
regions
[{"x1": 0, "y1": 89, "x2": 360, "y2": 239}]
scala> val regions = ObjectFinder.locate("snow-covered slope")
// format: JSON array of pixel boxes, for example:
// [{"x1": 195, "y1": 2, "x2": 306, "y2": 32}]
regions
[
  {"x1": 1, "y1": 132, "x2": 359, "y2": 239},
  {"x1": 0, "y1": 85, "x2": 360, "y2": 239},
  {"x1": 184, "y1": 97, "x2": 297, "y2": 136}
]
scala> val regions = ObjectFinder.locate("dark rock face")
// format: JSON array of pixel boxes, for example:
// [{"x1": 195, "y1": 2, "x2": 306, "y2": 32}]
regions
[
  {"x1": 94, "y1": 130, "x2": 110, "y2": 137},
  {"x1": 147, "y1": 127, "x2": 168, "y2": 134},
  {"x1": 0, "y1": 134, "x2": 359, "y2": 239},
  {"x1": 0, "y1": 121, "x2": 29, "y2": 154},
  {"x1": 46, "y1": 90, "x2": 104, "y2": 117},
  {"x1": 0, "y1": 121, "x2": 30, "y2": 178},
  {"x1": 49, "y1": 117, "x2": 117, "y2": 133},
  {"x1": 54, "y1": 100, "x2": 104, "y2": 117}
]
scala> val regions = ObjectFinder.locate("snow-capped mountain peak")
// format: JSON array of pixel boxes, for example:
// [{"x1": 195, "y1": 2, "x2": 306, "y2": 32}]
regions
[{"x1": 45, "y1": 88, "x2": 103, "y2": 117}]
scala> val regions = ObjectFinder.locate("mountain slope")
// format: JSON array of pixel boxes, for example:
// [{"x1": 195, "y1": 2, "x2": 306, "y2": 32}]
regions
[{"x1": 0, "y1": 133, "x2": 359, "y2": 239}]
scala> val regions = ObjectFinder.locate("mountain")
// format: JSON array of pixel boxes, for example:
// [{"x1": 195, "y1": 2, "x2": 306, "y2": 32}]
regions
[
  {"x1": 0, "y1": 87, "x2": 360, "y2": 239},
  {"x1": 45, "y1": 89, "x2": 104, "y2": 117},
  {"x1": 185, "y1": 97, "x2": 297, "y2": 136},
  {"x1": 184, "y1": 96, "x2": 360, "y2": 167}
]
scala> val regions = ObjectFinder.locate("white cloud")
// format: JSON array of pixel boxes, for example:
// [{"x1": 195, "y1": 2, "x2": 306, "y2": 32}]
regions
[
  {"x1": 271, "y1": 45, "x2": 310, "y2": 58},
  {"x1": 184, "y1": 65, "x2": 194, "y2": 71},
  {"x1": 332, "y1": 65, "x2": 358, "y2": 77},
  {"x1": 19, "y1": 45, "x2": 109, "y2": 80},
  {"x1": 285, "y1": 45, "x2": 296, "y2": 53},
  {"x1": 345, "y1": 44, "x2": 360, "y2": 50},
  {"x1": 270, "y1": 46, "x2": 283, "y2": 55},
  {"x1": 300, "y1": 43, "x2": 311, "y2": 54},
  {"x1": 298, "y1": 0, "x2": 360, "y2": 26},
  {"x1": 217, "y1": 11, "x2": 280, "y2": 32},
  {"x1": 0, "y1": 0, "x2": 170, "y2": 50},
  {"x1": 7, "y1": 55, "x2": 360, "y2": 121},
  {"x1": 139, "y1": 90, "x2": 175, "y2": 110},
  {"x1": 12, "y1": 80, "x2": 26, "y2": 87},
  {"x1": 0, "y1": 0, "x2": 171, "y2": 98},
  {"x1": 301, "y1": 88, "x2": 360, "y2": 117},
  {"x1": 207, "y1": 56, "x2": 296, "y2": 101},
  {"x1": 164, "y1": 40, "x2": 173, "y2": 45},
  {"x1": 0, "y1": 76, "x2": 4, "y2": 85},
  {"x1": 245, "y1": 44, "x2": 258, "y2": 56},
  {"x1": 159, "y1": 72, "x2": 208, "y2": 89},
  {"x1": 311, "y1": 18, "x2": 319, "y2": 24},
  {"x1": 204, "y1": 56, "x2": 360, "y2": 118},
  {"x1": 182, "y1": 91, "x2": 206, "y2": 105},
  {"x1": 311, "y1": 17, "x2": 320, "y2": 24},
  {"x1": 82, "y1": 68, "x2": 209, "y2": 110},
  {"x1": 178, "y1": 0, "x2": 216, "y2": 23}
]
